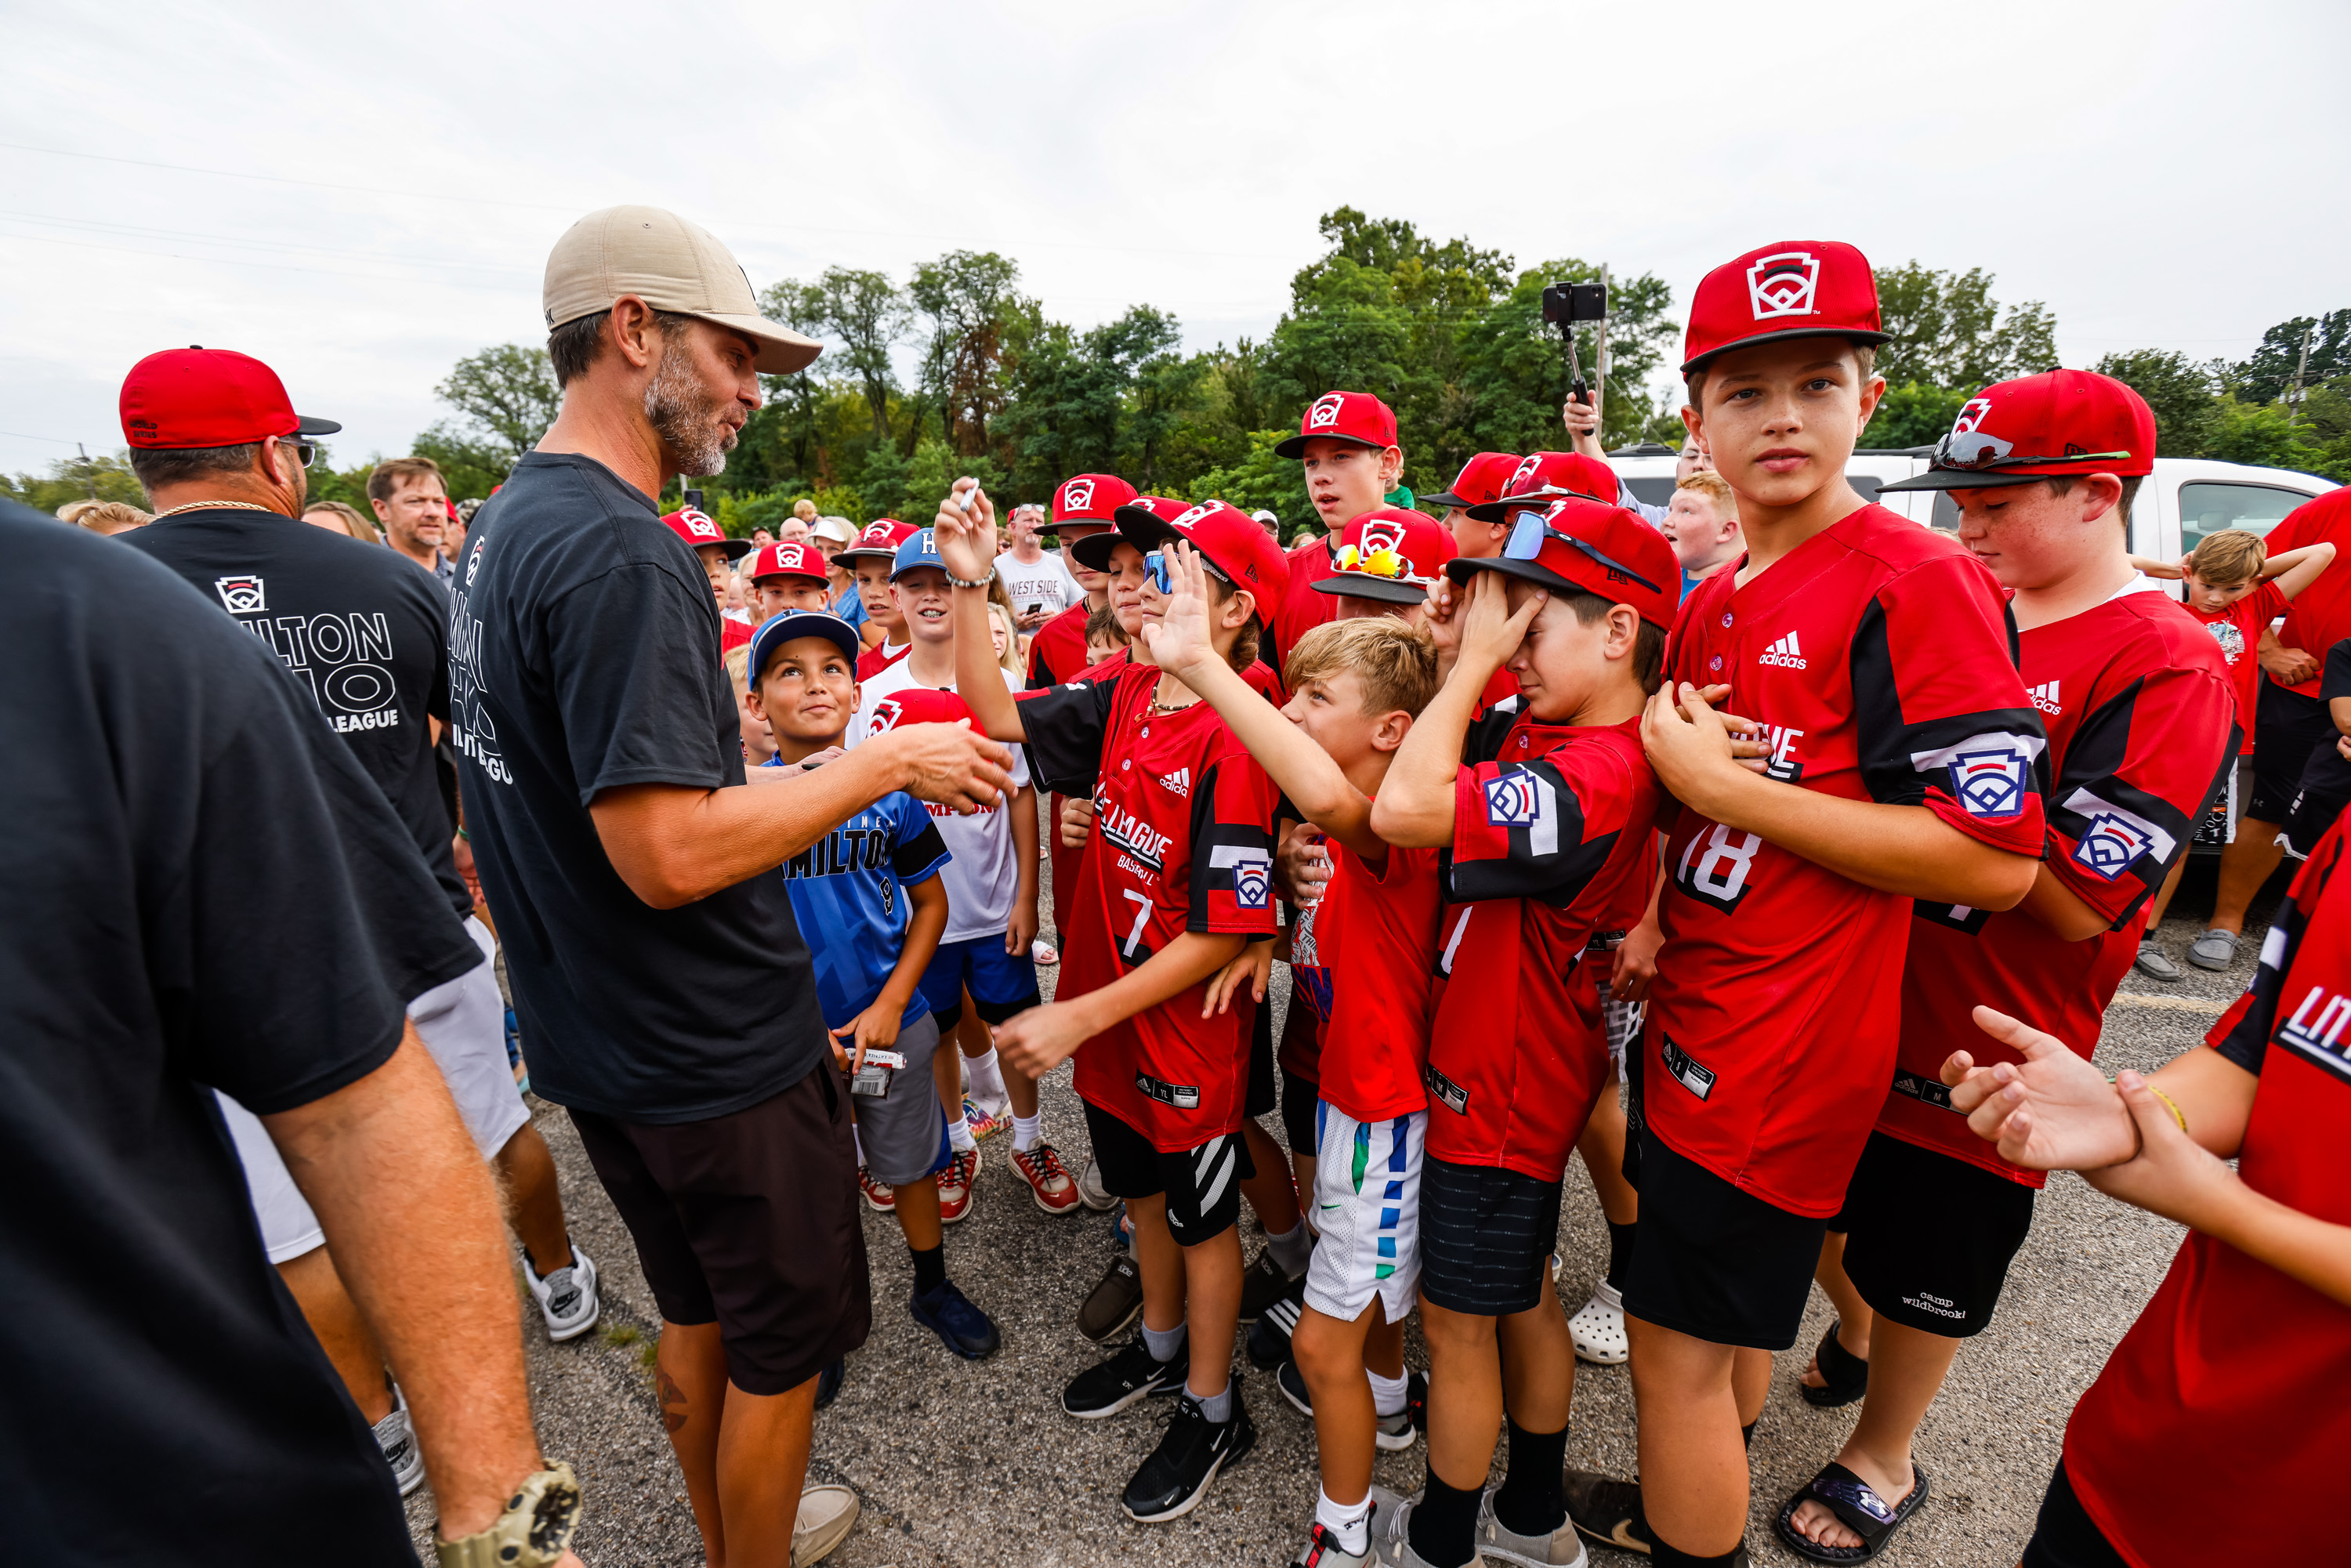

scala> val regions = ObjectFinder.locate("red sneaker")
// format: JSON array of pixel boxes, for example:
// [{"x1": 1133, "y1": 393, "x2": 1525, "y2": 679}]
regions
[
  {"x1": 859, "y1": 1165, "x2": 896, "y2": 1214},
  {"x1": 936, "y1": 1148, "x2": 980, "y2": 1225},
  {"x1": 1011, "y1": 1142, "x2": 1083, "y2": 1215}
]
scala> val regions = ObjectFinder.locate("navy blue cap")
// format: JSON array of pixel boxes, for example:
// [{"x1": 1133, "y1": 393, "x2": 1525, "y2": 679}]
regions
[
  {"x1": 748, "y1": 610, "x2": 862, "y2": 679},
  {"x1": 891, "y1": 527, "x2": 947, "y2": 579}
]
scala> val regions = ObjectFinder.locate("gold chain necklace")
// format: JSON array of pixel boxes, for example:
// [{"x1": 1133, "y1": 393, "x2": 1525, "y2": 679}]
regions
[{"x1": 149, "y1": 500, "x2": 284, "y2": 520}]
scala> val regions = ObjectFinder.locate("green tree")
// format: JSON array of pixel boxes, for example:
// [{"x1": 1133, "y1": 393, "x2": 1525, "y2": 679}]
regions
[
  {"x1": 2233, "y1": 310, "x2": 2351, "y2": 405},
  {"x1": 997, "y1": 306, "x2": 1183, "y2": 494},
  {"x1": 1453, "y1": 262, "x2": 1679, "y2": 476},
  {"x1": 753, "y1": 277, "x2": 837, "y2": 488},
  {"x1": 1873, "y1": 263, "x2": 2059, "y2": 391},
  {"x1": 432, "y1": 344, "x2": 560, "y2": 471},
  {"x1": 809, "y1": 266, "x2": 911, "y2": 443},
  {"x1": 1187, "y1": 429, "x2": 1311, "y2": 528},
  {"x1": 1864, "y1": 384, "x2": 1972, "y2": 448},
  {"x1": 2091, "y1": 349, "x2": 2220, "y2": 456},
  {"x1": 0, "y1": 448, "x2": 147, "y2": 512},
  {"x1": 909, "y1": 251, "x2": 1031, "y2": 457}
]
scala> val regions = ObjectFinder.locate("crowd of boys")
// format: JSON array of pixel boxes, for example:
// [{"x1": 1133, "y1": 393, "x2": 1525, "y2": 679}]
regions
[{"x1": 54, "y1": 207, "x2": 2351, "y2": 1568}]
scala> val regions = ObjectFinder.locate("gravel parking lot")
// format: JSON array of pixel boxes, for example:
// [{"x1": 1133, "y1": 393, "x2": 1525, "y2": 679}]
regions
[{"x1": 408, "y1": 861, "x2": 2275, "y2": 1568}]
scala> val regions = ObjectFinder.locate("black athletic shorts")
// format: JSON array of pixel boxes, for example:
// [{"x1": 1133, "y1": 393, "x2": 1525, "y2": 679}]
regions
[
  {"x1": 2020, "y1": 1461, "x2": 2129, "y2": 1568},
  {"x1": 2249, "y1": 682, "x2": 2331, "y2": 822},
  {"x1": 1621, "y1": 1129, "x2": 1826, "y2": 1350},
  {"x1": 2283, "y1": 732, "x2": 2351, "y2": 858},
  {"x1": 1083, "y1": 1100, "x2": 1253, "y2": 1247},
  {"x1": 1281, "y1": 1066, "x2": 1320, "y2": 1158},
  {"x1": 571, "y1": 1067, "x2": 871, "y2": 1396},
  {"x1": 1247, "y1": 994, "x2": 1277, "y2": 1120},
  {"x1": 1419, "y1": 1155, "x2": 1563, "y2": 1316},
  {"x1": 1831, "y1": 1132, "x2": 2035, "y2": 1338}
]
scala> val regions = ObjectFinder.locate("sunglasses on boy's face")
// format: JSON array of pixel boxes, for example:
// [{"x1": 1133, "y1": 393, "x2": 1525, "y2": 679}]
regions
[
  {"x1": 1142, "y1": 548, "x2": 1231, "y2": 595},
  {"x1": 1502, "y1": 509, "x2": 1661, "y2": 593}
]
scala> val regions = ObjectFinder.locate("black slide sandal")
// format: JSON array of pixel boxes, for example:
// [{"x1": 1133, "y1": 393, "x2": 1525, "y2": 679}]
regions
[
  {"x1": 1771, "y1": 1461, "x2": 1929, "y2": 1563},
  {"x1": 1798, "y1": 1320, "x2": 1869, "y2": 1408}
]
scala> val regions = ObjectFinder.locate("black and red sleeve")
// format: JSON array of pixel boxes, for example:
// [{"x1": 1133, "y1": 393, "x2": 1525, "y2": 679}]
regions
[
  {"x1": 1016, "y1": 676, "x2": 1118, "y2": 798},
  {"x1": 2046, "y1": 664, "x2": 2238, "y2": 927},
  {"x1": 1187, "y1": 753, "x2": 1280, "y2": 936},
  {"x1": 2209, "y1": 821, "x2": 2349, "y2": 1072},
  {"x1": 1443, "y1": 737, "x2": 1638, "y2": 908}
]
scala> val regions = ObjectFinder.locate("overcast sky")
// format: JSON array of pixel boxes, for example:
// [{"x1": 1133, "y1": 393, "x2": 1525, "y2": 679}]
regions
[{"x1": 4, "y1": 0, "x2": 2345, "y2": 477}]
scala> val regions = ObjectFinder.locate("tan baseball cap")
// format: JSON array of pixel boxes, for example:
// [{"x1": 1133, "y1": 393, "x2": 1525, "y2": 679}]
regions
[{"x1": 542, "y1": 205, "x2": 822, "y2": 375}]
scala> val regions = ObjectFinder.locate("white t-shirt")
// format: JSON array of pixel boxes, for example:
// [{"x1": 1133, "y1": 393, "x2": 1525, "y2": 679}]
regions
[
  {"x1": 995, "y1": 551, "x2": 1084, "y2": 620},
  {"x1": 846, "y1": 662, "x2": 1033, "y2": 944}
]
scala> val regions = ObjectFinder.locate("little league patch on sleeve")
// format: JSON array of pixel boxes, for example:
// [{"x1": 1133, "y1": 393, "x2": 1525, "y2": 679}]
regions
[
  {"x1": 1911, "y1": 733, "x2": 2045, "y2": 820},
  {"x1": 1482, "y1": 768, "x2": 1559, "y2": 854},
  {"x1": 1208, "y1": 846, "x2": 1273, "y2": 908},
  {"x1": 2072, "y1": 812, "x2": 2156, "y2": 881}
]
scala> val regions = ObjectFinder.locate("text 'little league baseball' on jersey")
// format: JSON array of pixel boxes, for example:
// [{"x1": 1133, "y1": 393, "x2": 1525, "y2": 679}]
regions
[
  {"x1": 1018, "y1": 662, "x2": 1279, "y2": 1151},
  {"x1": 1889, "y1": 581, "x2": 2239, "y2": 1183},
  {"x1": 1425, "y1": 706, "x2": 1663, "y2": 1180},
  {"x1": 1646, "y1": 504, "x2": 2049, "y2": 1218},
  {"x1": 2059, "y1": 817, "x2": 2351, "y2": 1568},
  {"x1": 1309, "y1": 838, "x2": 1446, "y2": 1127}
]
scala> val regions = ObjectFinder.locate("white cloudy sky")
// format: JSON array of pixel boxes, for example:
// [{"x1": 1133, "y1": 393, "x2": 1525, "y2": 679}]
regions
[{"x1": 3, "y1": 0, "x2": 2345, "y2": 476}]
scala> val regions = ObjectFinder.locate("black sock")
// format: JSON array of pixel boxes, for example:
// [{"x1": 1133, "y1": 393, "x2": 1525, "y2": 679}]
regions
[
  {"x1": 1493, "y1": 1418, "x2": 1570, "y2": 1536},
  {"x1": 1606, "y1": 1220, "x2": 1637, "y2": 1289},
  {"x1": 1741, "y1": 1420, "x2": 1756, "y2": 1450},
  {"x1": 1406, "y1": 1467, "x2": 1483, "y2": 1568},
  {"x1": 910, "y1": 1243, "x2": 946, "y2": 1297},
  {"x1": 1650, "y1": 1530, "x2": 1749, "y2": 1567}
]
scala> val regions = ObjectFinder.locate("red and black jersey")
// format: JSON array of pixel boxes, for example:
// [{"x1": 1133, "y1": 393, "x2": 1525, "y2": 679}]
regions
[
  {"x1": 1425, "y1": 708, "x2": 1662, "y2": 1179},
  {"x1": 1027, "y1": 601, "x2": 1091, "y2": 691},
  {"x1": 1312, "y1": 842, "x2": 1445, "y2": 1124},
  {"x1": 1018, "y1": 664, "x2": 1280, "y2": 1150},
  {"x1": 2060, "y1": 817, "x2": 2351, "y2": 1568},
  {"x1": 2253, "y1": 487, "x2": 2351, "y2": 699},
  {"x1": 1646, "y1": 505, "x2": 2048, "y2": 1218},
  {"x1": 855, "y1": 640, "x2": 910, "y2": 682},
  {"x1": 1889, "y1": 585, "x2": 2239, "y2": 1184}
]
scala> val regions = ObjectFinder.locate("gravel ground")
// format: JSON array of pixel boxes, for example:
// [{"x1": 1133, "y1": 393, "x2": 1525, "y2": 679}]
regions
[{"x1": 408, "y1": 857, "x2": 2277, "y2": 1568}]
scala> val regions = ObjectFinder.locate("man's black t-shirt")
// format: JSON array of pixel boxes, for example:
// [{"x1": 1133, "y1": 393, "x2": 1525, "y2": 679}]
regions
[
  {"x1": 451, "y1": 451, "x2": 828, "y2": 1123},
  {"x1": 125, "y1": 505, "x2": 478, "y2": 929},
  {"x1": 0, "y1": 502, "x2": 439, "y2": 1562}
]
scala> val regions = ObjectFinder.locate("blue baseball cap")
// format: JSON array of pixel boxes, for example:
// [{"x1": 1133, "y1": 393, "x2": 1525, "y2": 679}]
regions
[
  {"x1": 748, "y1": 610, "x2": 862, "y2": 680},
  {"x1": 890, "y1": 527, "x2": 949, "y2": 580}
]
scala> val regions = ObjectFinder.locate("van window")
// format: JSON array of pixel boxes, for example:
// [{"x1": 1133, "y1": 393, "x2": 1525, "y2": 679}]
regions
[
  {"x1": 1623, "y1": 476, "x2": 1674, "y2": 508},
  {"x1": 1931, "y1": 491, "x2": 1958, "y2": 531},
  {"x1": 2181, "y1": 482, "x2": 2317, "y2": 552}
]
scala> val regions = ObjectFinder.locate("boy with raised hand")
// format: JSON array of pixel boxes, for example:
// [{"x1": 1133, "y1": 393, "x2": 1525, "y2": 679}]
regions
[
  {"x1": 933, "y1": 480, "x2": 1288, "y2": 1523},
  {"x1": 1369, "y1": 497, "x2": 1681, "y2": 1568},
  {"x1": 1151, "y1": 552, "x2": 1446, "y2": 1568},
  {"x1": 1758, "y1": 371, "x2": 2239, "y2": 1561},
  {"x1": 1564, "y1": 241, "x2": 2049, "y2": 1568},
  {"x1": 846, "y1": 530, "x2": 1069, "y2": 1218},
  {"x1": 744, "y1": 538, "x2": 837, "y2": 620},
  {"x1": 834, "y1": 518, "x2": 918, "y2": 671},
  {"x1": 1273, "y1": 391, "x2": 1406, "y2": 675},
  {"x1": 1027, "y1": 473, "x2": 1139, "y2": 691},
  {"x1": 746, "y1": 609, "x2": 1003, "y2": 1364}
]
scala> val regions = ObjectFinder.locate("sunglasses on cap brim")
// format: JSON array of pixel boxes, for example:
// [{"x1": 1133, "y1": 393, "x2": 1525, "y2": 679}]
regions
[
  {"x1": 1143, "y1": 547, "x2": 1233, "y2": 595},
  {"x1": 1503, "y1": 509, "x2": 1661, "y2": 596},
  {"x1": 1929, "y1": 435, "x2": 2135, "y2": 472}
]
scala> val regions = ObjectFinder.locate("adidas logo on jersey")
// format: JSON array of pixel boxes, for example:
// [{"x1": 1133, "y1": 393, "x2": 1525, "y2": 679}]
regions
[
  {"x1": 2030, "y1": 680, "x2": 2063, "y2": 715},
  {"x1": 1757, "y1": 631, "x2": 1806, "y2": 669},
  {"x1": 1157, "y1": 766, "x2": 1192, "y2": 798}
]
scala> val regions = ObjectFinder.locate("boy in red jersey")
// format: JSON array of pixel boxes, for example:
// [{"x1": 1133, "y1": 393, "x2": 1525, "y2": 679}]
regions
[
  {"x1": 741, "y1": 538, "x2": 835, "y2": 619},
  {"x1": 1764, "y1": 371, "x2": 2238, "y2": 1560},
  {"x1": 835, "y1": 519, "x2": 917, "y2": 673},
  {"x1": 1942, "y1": 816, "x2": 2351, "y2": 1568},
  {"x1": 1566, "y1": 241, "x2": 2049, "y2": 1568},
  {"x1": 1148, "y1": 578, "x2": 1444, "y2": 1568},
  {"x1": 934, "y1": 482, "x2": 1288, "y2": 1523},
  {"x1": 1370, "y1": 497, "x2": 1683, "y2": 1568},
  {"x1": 1027, "y1": 473, "x2": 1139, "y2": 692},
  {"x1": 1421, "y1": 451, "x2": 1522, "y2": 560},
  {"x1": 1271, "y1": 391, "x2": 1404, "y2": 675}
]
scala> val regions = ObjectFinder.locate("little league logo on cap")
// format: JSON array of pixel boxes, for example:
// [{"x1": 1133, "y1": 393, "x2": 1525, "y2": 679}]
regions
[
  {"x1": 543, "y1": 205, "x2": 821, "y2": 375},
  {"x1": 119, "y1": 347, "x2": 342, "y2": 450},
  {"x1": 662, "y1": 507, "x2": 753, "y2": 559},
  {"x1": 1064, "y1": 479, "x2": 1096, "y2": 512},
  {"x1": 1273, "y1": 390, "x2": 1398, "y2": 458},
  {"x1": 1464, "y1": 452, "x2": 1618, "y2": 521},
  {"x1": 1881, "y1": 370, "x2": 2157, "y2": 493},
  {"x1": 1445, "y1": 492, "x2": 1681, "y2": 630},
  {"x1": 1053, "y1": 472, "x2": 1138, "y2": 525},
  {"x1": 1681, "y1": 241, "x2": 1890, "y2": 374},
  {"x1": 866, "y1": 687, "x2": 973, "y2": 733},
  {"x1": 1307, "y1": 393, "x2": 1346, "y2": 430},
  {"x1": 747, "y1": 541, "x2": 827, "y2": 581},
  {"x1": 1096, "y1": 496, "x2": 1293, "y2": 601},
  {"x1": 835, "y1": 518, "x2": 917, "y2": 561},
  {"x1": 1746, "y1": 251, "x2": 1823, "y2": 320},
  {"x1": 1314, "y1": 506, "x2": 1457, "y2": 604}
]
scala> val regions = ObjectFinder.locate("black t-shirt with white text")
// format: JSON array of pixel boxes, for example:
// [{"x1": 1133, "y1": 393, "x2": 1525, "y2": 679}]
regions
[
  {"x1": 450, "y1": 451, "x2": 829, "y2": 1123},
  {"x1": 1, "y1": 502, "x2": 442, "y2": 1562}
]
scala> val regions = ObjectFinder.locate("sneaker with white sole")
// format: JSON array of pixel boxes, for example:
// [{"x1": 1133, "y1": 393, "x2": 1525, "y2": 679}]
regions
[
  {"x1": 1477, "y1": 1484, "x2": 1588, "y2": 1568},
  {"x1": 373, "y1": 1385, "x2": 424, "y2": 1497},
  {"x1": 1012, "y1": 1141, "x2": 1084, "y2": 1215},
  {"x1": 1064, "y1": 1334, "x2": 1190, "y2": 1418},
  {"x1": 1076, "y1": 1154, "x2": 1118, "y2": 1211},
  {"x1": 1289, "y1": 1488, "x2": 1408, "y2": 1568},
  {"x1": 1568, "y1": 1279, "x2": 1628, "y2": 1365},
  {"x1": 527, "y1": 1242, "x2": 600, "y2": 1342},
  {"x1": 936, "y1": 1148, "x2": 979, "y2": 1223},
  {"x1": 1121, "y1": 1385, "x2": 1256, "y2": 1522},
  {"x1": 792, "y1": 1482, "x2": 860, "y2": 1566},
  {"x1": 1367, "y1": 1494, "x2": 1464, "y2": 1567}
]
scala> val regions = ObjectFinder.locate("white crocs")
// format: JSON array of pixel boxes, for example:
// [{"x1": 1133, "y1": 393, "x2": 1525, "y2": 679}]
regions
[{"x1": 1569, "y1": 1279, "x2": 1628, "y2": 1365}]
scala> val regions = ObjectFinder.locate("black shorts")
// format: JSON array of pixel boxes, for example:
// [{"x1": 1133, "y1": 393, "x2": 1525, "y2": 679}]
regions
[
  {"x1": 1621, "y1": 1129, "x2": 1826, "y2": 1351},
  {"x1": 1418, "y1": 1156, "x2": 1563, "y2": 1316},
  {"x1": 2019, "y1": 1461, "x2": 2128, "y2": 1568},
  {"x1": 1246, "y1": 995, "x2": 1277, "y2": 1120},
  {"x1": 2249, "y1": 683, "x2": 2331, "y2": 821},
  {"x1": 1083, "y1": 1101, "x2": 1253, "y2": 1247},
  {"x1": 2283, "y1": 733, "x2": 2351, "y2": 859},
  {"x1": 1281, "y1": 1066, "x2": 1320, "y2": 1157},
  {"x1": 571, "y1": 1068, "x2": 871, "y2": 1396},
  {"x1": 1831, "y1": 1132, "x2": 2035, "y2": 1338}
]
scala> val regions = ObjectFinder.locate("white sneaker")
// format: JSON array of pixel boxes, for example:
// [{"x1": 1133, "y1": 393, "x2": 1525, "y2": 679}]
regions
[
  {"x1": 373, "y1": 1385, "x2": 425, "y2": 1497},
  {"x1": 793, "y1": 1482, "x2": 860, "y2": 1566},
  {"x1": 1568, "y1": 1280, "x2": 1628, "y2": 1365},
  {"x1": 527, "y1": 1242, "x2": 601, "y2": 1342},
  {"x1": 1076, "y1": 1155, "x2": 1118, "y2": 1211}
]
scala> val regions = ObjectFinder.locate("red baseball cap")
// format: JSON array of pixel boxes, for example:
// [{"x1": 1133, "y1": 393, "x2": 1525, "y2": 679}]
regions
[
  {"x1": 1273, "y1": 390, "x2": 1399, "y2": 458},
  {"x1": 1422, "y1": 452, "x2": 1522, "y2": 511},
  {"x1": 1314, "y1": 507, "x2": 1457, "y2": 605},
  {"x1": 1106, "y1": 498, "x2": 1292, "y2": 603},
  {"x1": 119, "y1": 346, "x2": 342, "y2": 449},
  {"x1": 1052, "y1": 473, "x2": 1139, "y2": 530},
  {"x1": 835, "y1": 518, "x2": 917, "y2": 563},
  {"x1": 744, "y1": 540, "x2": 830, "y2": 581},
  {"x1": 1070, "y1": 496, "x2": 1183, "y2": 570},
  {"x1": 662, "y1": 505, "x2": 752, "y2": 559},
  {"x1": 1446, "y1": 493, "x2": 1680, "y2": 630},
  {"x1": 1465, "y1": 451, "x2": 1619, "y2": 520},
  {"x1": 1680, "y1": 241, "x2": 1891, "y2": 375},
  {"x1": 1880, "y1": 370, "x2": 2158, "y2": 492},
  {"x1": 864, "y1": 685, "x2": 975, "y2": 734}
]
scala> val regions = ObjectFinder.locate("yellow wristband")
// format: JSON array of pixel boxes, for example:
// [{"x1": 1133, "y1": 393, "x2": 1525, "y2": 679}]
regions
[{"x1": 2146, "y1": 1086, "x2": 2188, "y2": 1135}]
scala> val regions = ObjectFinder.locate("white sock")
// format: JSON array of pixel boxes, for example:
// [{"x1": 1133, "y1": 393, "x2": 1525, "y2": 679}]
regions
[
  {"x1": 1194, "y1": 1377, "x2": 1234, "y2": 1423},
  {"x1": 1012, "y1": 1113, "x2": 1043, "y2": 1153},
  {"x1": 853, "y1": 1127, "x2": 865, "y2": 1168},
  {"x1": 966, "y1": 1045, "x2": 1007, "y2": 1103},
  {"x1": 1316, "y1": 1487, "x2": 1375, "y2": 1555},
  {"x1": 1266, "y1": 1219, "x2": 1313, "y2": 1279},
  {"x1": 947, "y1": 1114, "x2": 978, "y2": 1154},
  {"x1": 1367, "y1": 1365, "x2": 1409, "y2": 1418}
]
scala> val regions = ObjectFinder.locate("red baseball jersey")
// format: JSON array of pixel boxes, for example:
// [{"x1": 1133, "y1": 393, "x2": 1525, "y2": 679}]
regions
[
  {"x1": 856, "y1": 639, "x2": 911, "y2": 682},
  {"x1": 2061, "y1": 817, "x2": 2351, "y2": 1568},
  {"x1": 1271, "y1": 534, "x2": 1342, "y2": 676},
  {"x1": 2183, "y1": 581, "x2": 2283, "y2": 755},
  {"x1": 1018, "y1": 664, "x2": 1280, "y2": 1150},
  {"x1": 2253, "y1": 486, "x2": 2351, "y2": 698},
  {"x1": 1027, "y1": 600, "x2": 1091, "y2": 691},
  {"x1": 720, "y1": 616, "x2": 755, "y2": 657},
  {"x1": 1886, "y1": 585, "x2": 2238, "y2": 1184},
  {"x1": 1646, "y1": 505, "x2": 2048, "y2": 1217},
  {"x1": 1312, "y1": 841, "x2": 1445, "y2": 1124},
  {"x1": 1425, "y1": 710, "x2": 1662, "y2": 1179}
]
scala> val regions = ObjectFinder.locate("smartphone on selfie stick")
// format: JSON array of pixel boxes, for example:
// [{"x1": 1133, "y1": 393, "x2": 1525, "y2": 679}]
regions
[{"x1": 1541, "y1": 282, "x2": 1608, "y2": 412}]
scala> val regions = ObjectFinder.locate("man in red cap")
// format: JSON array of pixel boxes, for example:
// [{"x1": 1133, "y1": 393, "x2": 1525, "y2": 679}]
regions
[
  {"x1": 1272, "y1": 390, "x2": 1405, "y2": 675},
  {"x1": 1565, "y1": 241, "x2": 2049, "y2": 1568},
  {"x1": 1756, "y1": 371, "x2": 2237, "y2": 1560},
  {"x1": 663, "y1": 504, "x2": 757, "y2": 654}
]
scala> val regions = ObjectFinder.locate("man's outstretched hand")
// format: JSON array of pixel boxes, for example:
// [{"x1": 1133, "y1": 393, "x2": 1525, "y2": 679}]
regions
[{"x1": 870, "y1": 720, "x2": 1015, "y2": 817}]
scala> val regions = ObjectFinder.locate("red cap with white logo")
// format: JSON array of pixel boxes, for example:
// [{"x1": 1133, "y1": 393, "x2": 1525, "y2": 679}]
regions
[
  {"x1": 1465, "y1": 451, "x2": 1620, "y2": 520},
  {"x1": 744, "y1": 540, "x2": 830, "y2": 581},
  {"x1": 1102, "y1": 498, "x2": 1293, "y2": 603},
  {"x1": 1879, "y1": 369, "x2": 2158, "y2": 492},
  {"x1": 834, "y1": 517, "x2": 917, "y2": 563},
  {"x1": 1313, "y1": 506, "x2": 1458, "y2": 604},
  {"x1": 662, "y1": 506, "x2": 753, "y2": 559},
  {"x1": 1070, "y1": 496, "x2": 1182, "y2": 570},
  {"x1": 1680, "y1": 241, "x2": 1891, "y2": 375},
  {"x1": 1052, "y1": 473, "x2": 1139, "y2": 529},
  {"x1": 1446, "y1": 493, "x2": 1681, "y2": 630},
  {"x1": 864, "y1": 686, "x2": 975, "y2": 734},
  {"x1": 120, "y1": 346, "x2": 342, "y2": 449},
  {"x1": 1422, "y1": 451, "x2": 1523, "y2": 510},
  {"x1": 1273, "y1": 390, "x2": 1399, "y2": 458}
]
